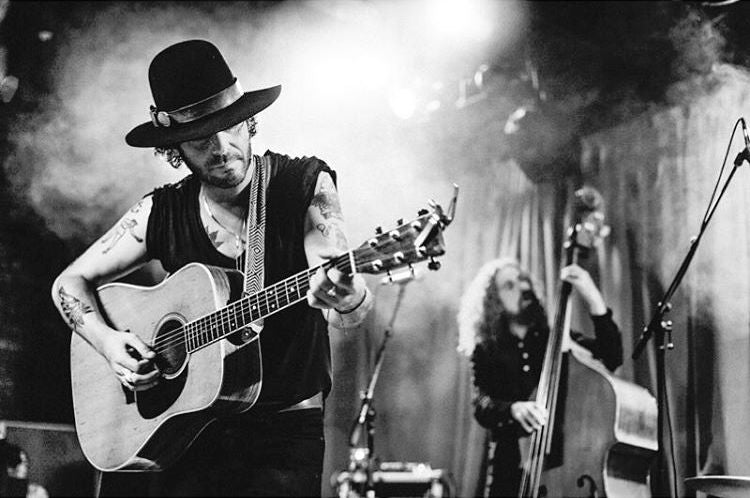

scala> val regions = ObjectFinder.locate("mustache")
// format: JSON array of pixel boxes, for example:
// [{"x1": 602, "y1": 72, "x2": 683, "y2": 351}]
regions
[{"x1": 209, "y1": 153, "x2": 242, "y2": 167}]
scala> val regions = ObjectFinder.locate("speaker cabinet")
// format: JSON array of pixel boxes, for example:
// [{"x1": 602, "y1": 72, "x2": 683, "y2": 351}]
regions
[{"x1": 0, "y1": 420, "x2": 96, "y2": 496}]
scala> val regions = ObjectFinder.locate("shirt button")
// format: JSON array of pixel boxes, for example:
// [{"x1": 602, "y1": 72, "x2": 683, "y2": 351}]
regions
[
  {"x1": 522, "y1": 352, "x2": 529, "y2": 359},
  {"x1": 518, "y1": 341, "x2": 524, "y2": 349},
  {"x1": 522, "y1": 365, "x2": 530, "y2": 372}
]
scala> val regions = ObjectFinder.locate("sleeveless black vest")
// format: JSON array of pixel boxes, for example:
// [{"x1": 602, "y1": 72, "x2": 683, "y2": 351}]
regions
[{"x1": 145, "y1": 150, "x2": 334, "y2": 406}]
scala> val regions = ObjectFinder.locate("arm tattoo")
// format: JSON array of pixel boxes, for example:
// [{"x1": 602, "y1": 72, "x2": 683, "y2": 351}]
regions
[
  {"x1": 99, "y1": 201, "x2": 146, "y2": 253},
  {"x1": 310, "y1": 177, "x2": 344, "y2": 221},
  {"x1": 58, "y1": 286, "x2": 94, "y2": 331},
  {"x1": 100, "y1": 218, "x2": 144, "y2": 253},
  {"x1": 316, "y1": 222, "x2": 348, "y2": 251},
  {"x1": 129, "y1": 200, "x2": 144, "y2": 213}
]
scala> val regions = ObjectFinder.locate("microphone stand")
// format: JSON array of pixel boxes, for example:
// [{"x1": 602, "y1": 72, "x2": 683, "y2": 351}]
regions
[
  {"x1": 632, "y1": 147, "x2": 747, "y2": 497},
  {"x1": 347, "y1": 280, "x2": 410, "y2": 498}
]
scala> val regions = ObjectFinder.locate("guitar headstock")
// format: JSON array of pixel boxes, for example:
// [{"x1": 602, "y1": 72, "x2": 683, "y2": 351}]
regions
[
  {"x1": 351, "y1": 186, "x2": 458, "y2": 277},
  {"x1": 354, "y1": 211, "x2": 447, "y2": 276}
]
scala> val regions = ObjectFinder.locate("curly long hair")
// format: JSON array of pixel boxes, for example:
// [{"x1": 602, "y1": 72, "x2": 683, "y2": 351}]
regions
[{"x1": 457, "y1": 257, "x2": 545, "y2": 357}]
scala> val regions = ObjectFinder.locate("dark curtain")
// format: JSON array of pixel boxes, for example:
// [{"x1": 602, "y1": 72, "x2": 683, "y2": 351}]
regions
[
  {"x1": 327, "y1": 64, "x2": 750, "y2": 498},
  {"x1": 580, "y1": 64, "x2": 750, "y2": 496}
]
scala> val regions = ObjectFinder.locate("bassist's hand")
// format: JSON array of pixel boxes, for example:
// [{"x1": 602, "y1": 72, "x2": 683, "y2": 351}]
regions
[
  {"x1": 560, "y1": 264, "x2": 607, "y2": 316},
  {"x1": 510, "y1": 401, "x2": 548, "y2": 433},
  {"x1": 101, "y1": 330, "x2": 160, "y2": 391}
]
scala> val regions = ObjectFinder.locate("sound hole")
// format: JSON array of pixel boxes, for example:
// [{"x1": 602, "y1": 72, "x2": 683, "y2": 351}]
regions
[
  {"x1": 136, "y1": 316, "x2": 190, "y2": 420},
  {"x1": 154, "y1": 317, "x2": 187, "y2": 377}
]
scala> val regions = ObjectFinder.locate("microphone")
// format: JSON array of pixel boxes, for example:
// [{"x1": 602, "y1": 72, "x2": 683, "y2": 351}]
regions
[{"x1": 735, "y1": 118, "x2": 750, "y2": 166}]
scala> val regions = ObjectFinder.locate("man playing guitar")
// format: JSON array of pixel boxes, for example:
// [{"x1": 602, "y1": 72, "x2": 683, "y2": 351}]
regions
[{"x1": 51, "y1": 39, "x2": 372, "y2": 497}]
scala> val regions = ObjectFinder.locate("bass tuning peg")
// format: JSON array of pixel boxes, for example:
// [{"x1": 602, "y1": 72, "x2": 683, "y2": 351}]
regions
[{"x1": 428, "y1": 257, "x2": 441, "y2": 271}]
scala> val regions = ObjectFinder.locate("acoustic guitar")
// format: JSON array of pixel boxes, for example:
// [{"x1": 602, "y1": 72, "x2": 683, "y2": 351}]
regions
[{"x1": 71, "y1": 203, "x2": 453, "y2": 472}]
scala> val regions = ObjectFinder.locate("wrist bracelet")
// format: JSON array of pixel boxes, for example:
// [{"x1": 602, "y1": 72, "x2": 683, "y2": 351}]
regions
[{"x1": 336, "y1": 288, "x2": 368, "y2": 314}]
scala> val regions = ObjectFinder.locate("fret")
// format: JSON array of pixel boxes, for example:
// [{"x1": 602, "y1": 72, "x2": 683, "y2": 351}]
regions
[
  {"x1": 260, "y1": 291, "x2": 270, "y2": 316},
  {"x1": 268, "y1": 287, "x2": 278, "y2": 313},
  {"x1": 249, "y1": 296, "x2": 259, "y2": 322},
  {"x1": 179, "y1": 264, "x2": 319, "y2": 354},
  {"x1": 217, "y1": 308, "x2": 226, "y2": 341},
  {"x1": 185, "y1": 323, "x2": 192, "y2": 352}
]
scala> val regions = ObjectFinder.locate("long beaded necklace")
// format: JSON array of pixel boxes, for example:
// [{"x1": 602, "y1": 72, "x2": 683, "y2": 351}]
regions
[{"x1": 200, "y1": 188, "x2": 247, "y2": 265}]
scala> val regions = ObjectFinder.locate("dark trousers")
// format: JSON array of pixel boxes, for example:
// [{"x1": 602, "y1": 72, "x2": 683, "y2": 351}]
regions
[
  {"x1": 480, "y1": 431, "x2": 522, "y2": 498},
  {"x1": 99, "y1": 408, "x2": 325, "y2": 497}
]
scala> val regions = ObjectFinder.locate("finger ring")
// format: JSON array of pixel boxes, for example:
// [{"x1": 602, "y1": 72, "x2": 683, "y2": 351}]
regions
[{"x1": 326, "y1": 287, "x2": 337, "y2": 298}]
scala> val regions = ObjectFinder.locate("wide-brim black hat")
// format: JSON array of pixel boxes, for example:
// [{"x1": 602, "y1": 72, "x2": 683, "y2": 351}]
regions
[{"x1": 125, "y1": 39, "x2": 281, "y2": 148}]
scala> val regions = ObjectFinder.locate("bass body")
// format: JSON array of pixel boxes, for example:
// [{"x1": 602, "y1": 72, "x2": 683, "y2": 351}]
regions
[
  {"x1": 71, "y1": 263, "x2": 261, "y2": 472},
  {"x1": 533, "y1": 347, "x2": 657, "y2": 497}
]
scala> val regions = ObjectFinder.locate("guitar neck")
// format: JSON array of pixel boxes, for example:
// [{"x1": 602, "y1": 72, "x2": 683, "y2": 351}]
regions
[
  {"x1": 149, "y1": 210, "x2": 448, "y2": 357},
  {"x1": 180, "y1": 255, "x2": 350, "y2": 354}
]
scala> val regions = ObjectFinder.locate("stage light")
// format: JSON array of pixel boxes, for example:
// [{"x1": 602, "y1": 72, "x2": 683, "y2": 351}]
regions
[
  {"x1": 473, "y1": 64, "x2": 489, "y2": 89},
  {"x1": 428, "y1": 0, "x2": 495, "y2": 42},
  {"x1": 504, "y1": 105, "x2": 529, "y2": 135},
  {"x1": 389, "y1": 88, "x2": 417, "y2": 120}
]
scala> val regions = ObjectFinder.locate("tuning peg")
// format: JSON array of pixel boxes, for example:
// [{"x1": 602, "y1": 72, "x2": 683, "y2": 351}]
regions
[
  {"x1": 388, "y1": 230, "x2": 402, "y2": 241},
  {"x1": 418, "y1": 209, "x2": 429, "y2": 216},
  {"x1": 375, "y1": 226, "x2": 383, "y2": 235},
  {"x1": 428, "y1": 257, "x2": 441, "y2": 271}
]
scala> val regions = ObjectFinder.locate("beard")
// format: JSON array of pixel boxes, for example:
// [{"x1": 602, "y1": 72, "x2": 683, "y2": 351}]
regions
[
  {"x1": 181, "y1": 139, "x2": 253, "y2": 188},
  {"x1": 516, "y1": 292, "x2": 546, "y2": 327},
  {"x1": 4, "y1": 477, "x2": 28, "y2": 496},
  {"x1": 186, "y1": 155, "x2": 249, "y2": 188}
]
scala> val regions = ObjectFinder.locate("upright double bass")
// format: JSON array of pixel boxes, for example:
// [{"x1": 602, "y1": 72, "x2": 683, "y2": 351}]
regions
[{"x1": 518, "y1": 187, "x2": 658, "y2": 498}]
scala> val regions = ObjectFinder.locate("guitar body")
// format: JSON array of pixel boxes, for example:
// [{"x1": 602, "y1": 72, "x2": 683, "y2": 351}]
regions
[
  {"x1": 533, "y1": 349, "x2": 657, "y2": 497},
  {"x1": 70, "y1": 263, "x2": 262, "y2": 472},
  {"x1": 67, "y1": 206, "x2": 452, "y2": 473}
]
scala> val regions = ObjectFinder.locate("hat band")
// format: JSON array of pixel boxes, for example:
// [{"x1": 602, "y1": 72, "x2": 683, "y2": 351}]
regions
[{"x1": 149, "y1": 80, "x2": 244, "y2": 128}]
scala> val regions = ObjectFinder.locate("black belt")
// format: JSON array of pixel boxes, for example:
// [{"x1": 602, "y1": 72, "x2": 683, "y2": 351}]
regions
[{"x1": 278, "y1": 392, "x2": 323, "y2": 412}]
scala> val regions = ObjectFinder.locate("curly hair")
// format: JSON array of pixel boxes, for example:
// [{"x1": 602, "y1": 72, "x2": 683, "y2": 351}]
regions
[
  {"x1": 153, "y1": 116, "x2": 258, "y2": 169},
  {"x1": 457, "y1": 257, "x2": 545, "y2": 357}
]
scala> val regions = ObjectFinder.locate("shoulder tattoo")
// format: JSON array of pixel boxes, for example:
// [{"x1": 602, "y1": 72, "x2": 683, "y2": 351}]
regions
[
  {"x1": 100, "y1": 207, "x2": 145, "y2": 254},
  {"x1": 310, "y1": 175, "x2": 344, "y2": 221},
  {"x1": 316, "y1": 222, "x2": 348, "y2": 251}
]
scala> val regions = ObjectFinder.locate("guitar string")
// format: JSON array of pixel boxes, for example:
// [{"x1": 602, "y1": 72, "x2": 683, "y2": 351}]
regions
[
  {"x1": 151, "y1": 260, "x2": 345, "y2": 353},
  {"x1": 149, "y1": 244, "x2": 429, "y2": 353},
  {"x1": 151, "y1": 265, "x2": 324, "y2": 353},
  {"x1": 151, "y1": 214, "x2": 438, "y2": 351},
  {"x1": 149, "y1": 247, "x2": 419, "y2": 353},
  {"x1": 149, "y1": 246, "x2": 428, "y2": 353}
]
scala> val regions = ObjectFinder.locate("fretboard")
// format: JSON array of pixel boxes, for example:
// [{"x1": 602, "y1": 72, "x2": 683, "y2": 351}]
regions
[{"x1": 179, "y1": 253, "x2": 354, "y2": 354}]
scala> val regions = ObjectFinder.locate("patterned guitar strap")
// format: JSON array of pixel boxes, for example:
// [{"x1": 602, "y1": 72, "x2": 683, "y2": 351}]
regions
[{"x1": 240, "y1": 154, "x2": 269, "y2": 340}]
